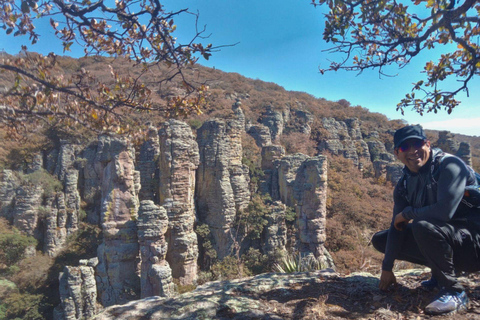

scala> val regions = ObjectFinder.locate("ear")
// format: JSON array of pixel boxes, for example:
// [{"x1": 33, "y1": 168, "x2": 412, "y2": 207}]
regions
[{"x1": 394, "y1": 148, "x2": 399, "y2": 158}]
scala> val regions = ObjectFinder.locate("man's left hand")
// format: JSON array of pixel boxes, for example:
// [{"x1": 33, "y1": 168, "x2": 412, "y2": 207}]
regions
[{"x1": 394, "y1": 213, "x2": 409, "y2": 231}]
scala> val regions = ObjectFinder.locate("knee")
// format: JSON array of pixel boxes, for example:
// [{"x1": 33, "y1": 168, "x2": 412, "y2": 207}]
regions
[
  {"x1": 411, "y1": 219, "x2": 440, "y2": 242},
  {"x1": 371, "y1": 230, "x2": 388, "y2": 253}
]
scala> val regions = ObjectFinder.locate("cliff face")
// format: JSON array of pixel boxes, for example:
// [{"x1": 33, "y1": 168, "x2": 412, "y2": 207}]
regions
[{"x1": 0, "y1": 102, "x2": 475, "y2": 319}]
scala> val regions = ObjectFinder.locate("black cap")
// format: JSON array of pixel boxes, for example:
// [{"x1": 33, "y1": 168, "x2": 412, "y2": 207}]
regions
[{"x1": 394, "y1": 125, "x2": 427, "y2": 149}]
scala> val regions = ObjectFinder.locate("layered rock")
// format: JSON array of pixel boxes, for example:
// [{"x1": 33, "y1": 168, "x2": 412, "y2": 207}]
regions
[
  {"x1": 54, "y1": 258, "x2": 98, "y2": 320},
  {"x1": 295, "y1": 156, "x2": 329, "y2": 261},
  {"x1": 158, "y1": 120, "x2": 199, "y2": 285},
  {"x1": 43, "y1": 193, "x2": 68, "y2": 257},
  {"x1": 95, "y1": 135, "x2": 140, "y2": 307},
  {"x1": 137, "y1": 200, "x2": 174, "y2": 298},
  {"x1": 260, "y1": 145, "x2": 286, "y2": 196},
  {"x1": 317, "y1": 117, "x2": 370, "y2": 167},
  {"x1": 51, "y1": 141, "x2": 81, "y2": 235},
  {"x1": 262, "y1": 201, "x2": 287, "y2": 255},
  {"x1": 80, "y1": 143, "x2": 102, "y2": 225},
  {"x1": 196, "y1": 110, "x2": 251, "y2": 260},
  {"x1": 138, "y1": 126, "x2": 160, "y2": 201},
  {"x1": 260, "y1": 106, "x2": 284, "y2": 142},
  {"x1": 247, "y1": 124, "x2": 272, "y2": 148},
  {"x1": 0, "y1": 169, "x2": 18, "y2": 221},
  {"x1": 12, "y1": 184, "x2": 43, "y2": 239},
  {"x1": 274, "y1": 153, "x2": 309, "y2": 206}
]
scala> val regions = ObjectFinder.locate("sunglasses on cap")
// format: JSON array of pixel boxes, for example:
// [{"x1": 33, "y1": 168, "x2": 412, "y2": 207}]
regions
[{"x1": 398, "y1": 139, "x2": 426, "y2": 152}]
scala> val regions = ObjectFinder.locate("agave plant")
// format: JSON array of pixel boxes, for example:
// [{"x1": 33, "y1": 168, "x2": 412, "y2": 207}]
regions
[{"x1": 274, "y1": 252, "x2": 324, "y2": 273}]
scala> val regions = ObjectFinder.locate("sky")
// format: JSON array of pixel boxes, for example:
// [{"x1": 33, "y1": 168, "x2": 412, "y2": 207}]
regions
[{"x1": 1, "y1": 0, "x2": 479, "y2": 136}]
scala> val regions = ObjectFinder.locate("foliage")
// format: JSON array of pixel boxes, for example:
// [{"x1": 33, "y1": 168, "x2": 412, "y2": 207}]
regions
[
  {"x1": 236, "y1": 194, "x2": 270, "y2": 241},
  {"x1": 210, "y1": 256, "x2": 243, "y2": 281},
  {"x1": 0, "y1": 0, "x2": 216, "y2": 135},
  {"x1": 313, "y1": 0, "x2": 480, "y2": 115},
  {"x1": 273, "y1": 251, "x2": 324, "y2": 273},
  {"x1": 18, "y1": 169, "x2": 63, "y2": 197},
  {"x1": 195, "y1": 223, "x2": 217, "y2": 270},
  {"x1": 2, "y1": 292, "x2": 48, "y2": 320},
  {"x1": 0, "y1": 218, "x2": 37, "y2": 267},
  {"x1": 325, "y1": 155, "x2": 392, "y2": 273},
  {"x1": 242, "y1": 248, "x2": 270, "y2": 275}
]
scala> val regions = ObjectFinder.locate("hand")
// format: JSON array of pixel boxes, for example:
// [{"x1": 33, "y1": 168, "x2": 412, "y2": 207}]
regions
[
  {"x1": 379, "y1": 270, "x2": 397, "y2": 291},
  {"x1": 394, "y1": 213, "x2": 409, "y2": 231}
]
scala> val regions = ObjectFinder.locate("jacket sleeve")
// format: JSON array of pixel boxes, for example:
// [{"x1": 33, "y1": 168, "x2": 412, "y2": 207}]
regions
[
  {"x1": 382, "y1": 181, "x2": 410, "y2": 271},
  {"x1": 401, "y1": 157, "x2": 468, "y2": 221}
]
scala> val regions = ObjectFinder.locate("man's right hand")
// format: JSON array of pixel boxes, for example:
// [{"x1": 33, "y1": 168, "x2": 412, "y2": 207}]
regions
[{"x1": 379, "y1": 270, "x2": 397, "y2": 291}]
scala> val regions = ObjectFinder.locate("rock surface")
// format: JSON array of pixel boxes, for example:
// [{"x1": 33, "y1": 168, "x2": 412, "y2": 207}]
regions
[
  {"x1": 94, "y1": 268, "x2": 480, "y2": 320},
  {"x1": 158, "y1": 119, "x2": 200, "y2": 285}
]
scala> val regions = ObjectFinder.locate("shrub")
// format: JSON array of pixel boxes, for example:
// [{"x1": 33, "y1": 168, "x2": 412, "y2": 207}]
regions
[
  {"x1": 242, "y1": 248, "x2": 269, "y2": 275},
  {"x1": 210, "y1": 256, "x2": 244, "y2": 281},
  {"x1": 3, "y1": 292, "x2": 48, "y2": 320},
  {"x1": 0, "y1": 219, "x2": 37, "y2": 267},
  {"x1": 18, "y1": 169, "x2": 63, "y2": 197}
]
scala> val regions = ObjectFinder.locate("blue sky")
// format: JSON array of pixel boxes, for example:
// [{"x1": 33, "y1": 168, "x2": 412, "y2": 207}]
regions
[{"x1": 1, "y1": 0, "x2": 479, "y2": 136}]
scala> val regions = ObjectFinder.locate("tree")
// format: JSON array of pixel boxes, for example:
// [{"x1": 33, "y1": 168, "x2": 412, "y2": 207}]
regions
[
  {"x1": 312, "y1": 0, "x2": 480, "y2": 115},
  {"x1": 0, "y1": 0, "x2": 215, "y2": 135}
]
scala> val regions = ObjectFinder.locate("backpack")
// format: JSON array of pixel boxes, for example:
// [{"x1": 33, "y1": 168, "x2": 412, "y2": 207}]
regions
[{"x1": 462, "y1": 172, "x2": 480, "y2": 208}]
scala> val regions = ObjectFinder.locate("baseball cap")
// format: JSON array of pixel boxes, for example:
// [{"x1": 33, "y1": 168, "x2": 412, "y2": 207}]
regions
[{"x1": 394, "y1": 125, "x2": 427, "y2": 149}]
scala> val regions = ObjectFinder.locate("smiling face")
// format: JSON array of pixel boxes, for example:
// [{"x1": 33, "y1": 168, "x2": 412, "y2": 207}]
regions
[{"x1": 394, "y1": 138, "x2": 431, "y2": 173}]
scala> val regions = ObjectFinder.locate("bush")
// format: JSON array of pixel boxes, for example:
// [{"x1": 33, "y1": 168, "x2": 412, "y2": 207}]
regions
[
  {"x1": 3, "y1": 292, "x2": 48, "y2": 320},
  {"x1": 0, "y1": 219, "x2": 37, "y2": 267},
  {"x1": 210, "y1": 256, "x2": 244, "y2": 281},
  {"x1": 18, "y1": 169, "x2": 63, "y2": 197}
]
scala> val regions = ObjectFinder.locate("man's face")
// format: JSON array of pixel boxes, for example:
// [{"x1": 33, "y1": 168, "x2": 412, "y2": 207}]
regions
[{"x1": 394, "y1": 138, "x2": 431, "y2": 173}]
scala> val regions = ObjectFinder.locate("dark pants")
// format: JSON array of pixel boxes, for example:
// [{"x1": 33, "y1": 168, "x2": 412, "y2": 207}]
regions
[{"x1": 372, "y1": 218, "x2": 480, "y2": 292}]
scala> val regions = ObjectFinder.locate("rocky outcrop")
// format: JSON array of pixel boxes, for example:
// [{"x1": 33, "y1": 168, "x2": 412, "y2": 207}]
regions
[
  {"x1": 262, "y1": 201, "x2": 287, "y2": 255},
  {"x1": 247, "y1": 124, "x2": 272, "y2": 147},
  {"x1": 43, "y1": 193, "x2": 68, "y2": 257},
  {"x1": 137, "y1": 126, "x2": 160, "y2": 201},
  {"x1": 95, "y1": 135, "x2": 140, "y2": 307},
  {"x1": 274, "y1": 153, "x2": 309, "y2": 207},
  {"x1": 436, "y1": 131, "x2": 472, "y2": 166},
  {"x1": 0, "y1": 169, "x2": 18, "y2": 221},
  {"x1": 52, "y1": 141, "x2": 81, "y2": 235},
  {"x1": 137, "y1": 200, "x2": 174, "y2": 298},
  {"x1": 295, "y1": 156, "x2": 329, "y2": 261},
  {"x1": 80, "y1": 143, "x2": 103, "y2": 225},
  {"x1": 196, "y1": 111, "x2": 251, "y2": 260},
  {"x1": 317, "y1": 117, "x2": 370, "y2": 167},
  {"x1": 54, "y1": 258, "x2": 98, "y2": 320},
  {"x1": 260, "y1": 145, "x2": 286, "y2": 196},
  {"x1": 158, "y1": 120, "x2": 200, "y2": 285},
  {"x1": 12, "y1": 184, "x2": 43, "y2": 239},
  {"x1": 260, "y1": 106, "x2": 284, "y2": 143}
]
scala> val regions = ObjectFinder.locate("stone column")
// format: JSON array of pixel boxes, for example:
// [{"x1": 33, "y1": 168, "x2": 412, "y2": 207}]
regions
[
  {"x1": 158, "y1": 120, "x2": 200, "y2": 285},
  {"x1": 137, "y1": 200, "x2": 174, "y2": 298},
  {"x1": 95, "y1": 135, "x2": 140, "y2": 306}
]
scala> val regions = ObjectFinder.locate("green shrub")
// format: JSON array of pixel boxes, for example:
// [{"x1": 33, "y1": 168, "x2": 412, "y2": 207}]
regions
[
  {"x1": 210, "y1": 256, "x2": 243, "y2": 281},
  {"x1": 18, "y1": 169, "x2": 63, "y2": 197},
  {"x1": 0, "y1": 222, "x2": 37, "y2": 267},
  {"x1": 3, "y1": 292, "x2": 48, "y2": 320},
  {"x1": 242, "y1": 248, "x2": 269, "y2": 275}
]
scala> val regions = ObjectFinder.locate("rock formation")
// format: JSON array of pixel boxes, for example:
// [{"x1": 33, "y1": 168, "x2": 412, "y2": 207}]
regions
[
  {"x1": 158, "y1": 120, "x2": 200, "y2": 285},
  {"x1": 95, "y1": 135, "x2": 141, "y2": 307},
  {"x1": 295, "y1": 156, "x2": 329, "y2": 261},
  {"x1": 260, "y1": 106, "x2": 284, "y2": 142},
  {"x1": 0, "y1": 169, "x2": 18, "y2": 221},
  {"x1": 54, "y1": 258, "x2": 98, "y2": 320},
  {"x1": 196, "y1": 112, "x2": 251, "y2": 260},
  {"x1": 137, "y1": 200, "x2": 175, "y2": 298},
  {"x1": 317, "y1": 117, "x2": 370, "y2": 168},
  {"x1": 137, "y1": 126, "x2": 160, "y2": 202}
]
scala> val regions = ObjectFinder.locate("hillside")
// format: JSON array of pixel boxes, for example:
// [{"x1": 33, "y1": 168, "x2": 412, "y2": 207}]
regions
[{"x1": 1, "y1": 55, "x2": 479, "y2": 319}]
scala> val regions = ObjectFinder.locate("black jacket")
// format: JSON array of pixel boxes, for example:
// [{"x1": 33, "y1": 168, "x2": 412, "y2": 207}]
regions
[{"x1": 382, "y1": 148, "x2": 480, "y2": 271}]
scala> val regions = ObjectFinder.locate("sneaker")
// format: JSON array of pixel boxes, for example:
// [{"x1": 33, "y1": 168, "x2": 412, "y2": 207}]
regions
[
  {"x1": 420, "y1": 276, "x2": 438, "y2": 290},
  {"x1": 425, "y1": 289, "x2": 469, "y2": 315}
]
